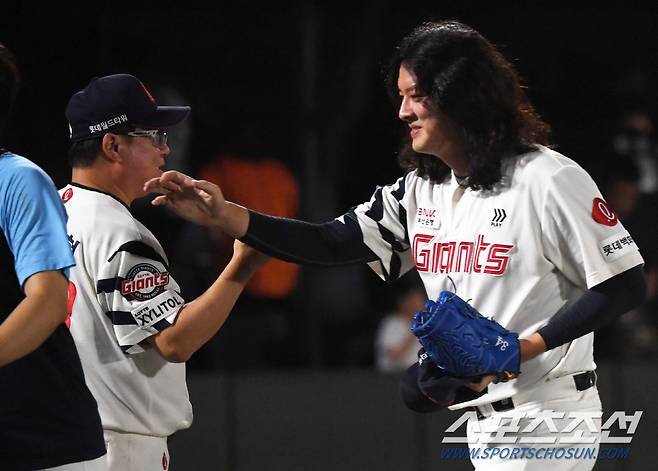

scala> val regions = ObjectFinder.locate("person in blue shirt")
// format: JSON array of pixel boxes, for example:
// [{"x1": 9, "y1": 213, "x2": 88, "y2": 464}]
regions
[{"x1": 0, "y1": 43, "x2": 106, "y2": 470}]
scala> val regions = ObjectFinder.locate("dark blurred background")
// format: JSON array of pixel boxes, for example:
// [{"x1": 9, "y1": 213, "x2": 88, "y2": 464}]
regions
[{"x1": 1, "y1": 4, "x2": 657, "y2": 468}]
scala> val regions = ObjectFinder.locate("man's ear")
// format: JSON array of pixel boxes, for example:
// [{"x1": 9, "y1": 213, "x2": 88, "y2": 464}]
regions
[{"x1": 101, "y1": 133, "x2": 122, "y2": 162}]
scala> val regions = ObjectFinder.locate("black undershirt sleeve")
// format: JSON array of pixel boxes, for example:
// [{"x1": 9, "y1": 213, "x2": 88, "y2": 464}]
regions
[
  {"x1": 239, "y1": 209, "x2": 378, "y2": 267},
  {"x1": 538, "y1": 264, "x2": 647, "y2": 350}
]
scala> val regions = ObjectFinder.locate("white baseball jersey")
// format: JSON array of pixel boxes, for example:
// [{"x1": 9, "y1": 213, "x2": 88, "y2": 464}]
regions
[
  {"x1": 60, "y1": 183, "x2": 192, "y2": 436},
  {"x1": 349, "y1": 145, "x2": 643, "y2": 407}
]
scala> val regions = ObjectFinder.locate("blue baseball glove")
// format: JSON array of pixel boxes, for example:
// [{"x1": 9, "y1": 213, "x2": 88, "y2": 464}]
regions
[{"x1": 410, "y1": 291, "x2": 520, "y2": 383}]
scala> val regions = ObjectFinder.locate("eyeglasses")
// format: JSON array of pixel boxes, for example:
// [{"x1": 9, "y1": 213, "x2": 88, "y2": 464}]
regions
[{"x1": 126, "y1": 129, "x2": 168, "y2": 148}]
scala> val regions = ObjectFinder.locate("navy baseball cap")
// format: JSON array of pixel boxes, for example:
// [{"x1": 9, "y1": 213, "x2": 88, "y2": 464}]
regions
[
  {"x1": 66, "y1": 74, "x2": 190, "y2": 142},
  {"x1": 399, "y1": 349, "x2": 486, "y2": 413}
]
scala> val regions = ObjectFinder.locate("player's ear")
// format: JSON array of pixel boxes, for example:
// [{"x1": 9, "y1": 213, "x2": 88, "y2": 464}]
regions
[{"x1": 101, "y1": 133, "x2": 122, "y2": 163}]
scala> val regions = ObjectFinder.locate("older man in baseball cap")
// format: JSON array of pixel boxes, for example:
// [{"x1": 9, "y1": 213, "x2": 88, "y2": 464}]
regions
[
  {"x1": 66, "y1": 74, "x2": 189, "y2": 141},
  {"x1": 64, "y1": 74, "x2": 190, "y2": 205},
  {"x1": 60, "y1": 74, "x2": 269, "y2": 471}
]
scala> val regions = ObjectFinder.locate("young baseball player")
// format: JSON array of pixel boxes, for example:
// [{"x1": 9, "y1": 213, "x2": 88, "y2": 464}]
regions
[
  {"x1": 61, "y1": 74, "x2": 270, "y2": 471},
  {"x1": 0, "y1": 44, "x2": 106, "y2": 470},
  {"x1": 144, "y1": 21, "x2": 646, "y2": 470}
]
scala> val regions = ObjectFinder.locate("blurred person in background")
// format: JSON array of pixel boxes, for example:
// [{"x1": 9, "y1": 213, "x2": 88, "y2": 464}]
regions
[{"x1": 612, "y1": 107, "x2": 657, "y2": 195}]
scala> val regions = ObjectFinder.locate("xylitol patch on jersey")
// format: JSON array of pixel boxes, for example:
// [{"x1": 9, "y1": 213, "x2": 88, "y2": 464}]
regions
[
  {"x1": 130, "y1": 290, "x2": 184, "y2": 329},
  {"x1": 599, "y1": 231, "x2": 636, "y2": 262}
]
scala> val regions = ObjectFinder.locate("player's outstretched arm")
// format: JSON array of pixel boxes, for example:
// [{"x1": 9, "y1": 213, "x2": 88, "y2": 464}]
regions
[
  {"x1": 0, "y1": 270, "x2": 69, "y2": 367},
  {"x1": 145, "y1": 171, "x2": 378, "y2": 268},
  {"x1": 144, "y1": 170, "x2": 249, "y2": 238},
  {"x1": 151, "y1": 240, "x2": 270, "y2": 362}
]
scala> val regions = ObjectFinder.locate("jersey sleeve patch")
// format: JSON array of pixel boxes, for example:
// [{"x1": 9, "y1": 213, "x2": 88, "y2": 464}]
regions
[
  {"x1": 112, "y1": 289, "x2": 182, "y2": 352},
  {"x1": 95, "y1": 239, "x2": 184, "y2": 355},
  {"x1": 120, "y1": 263, "x2": 170, "y2": 301},
  {"x1": 592, "y1": 197, "x2": 618, "y2": 227},
  {"x1": 130, "y1": 290, "x2": 184, "y2": 328},
  {"x1": 599, "y1": 231, "x2": 637, "y2": 261}
]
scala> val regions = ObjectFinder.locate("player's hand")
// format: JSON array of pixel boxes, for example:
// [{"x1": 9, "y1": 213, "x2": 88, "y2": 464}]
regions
[
  {"x1": 233, "y1": 240, "x2": 271, "y2": 270},
  {"x1": 464, "y1": 374, "x2": 498, "y2": 393},
  {"x1": 144, "y1": 171, "x2": 226, "y2": 227},
  {"x1": 224, "y1": 240, "x2": 271, "y2": 283},
  {"x1": 519, "y1": 333, "x2": 547, "y2": 362}
]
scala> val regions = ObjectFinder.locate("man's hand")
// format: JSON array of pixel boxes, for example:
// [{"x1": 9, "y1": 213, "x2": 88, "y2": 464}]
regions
[
  {"x1": 519, "y1": 333, "x2": 547, "y2": 362},
  {"x1": 465, "y1": 374, "x2": 498, "y2": 393},
  {"x1": 151, "y1": 240, "x2": 271, "y2": 363},
  {"x1": 226, "y1": 240, "x2": 272, "y2": 283},
  {"x1": 144, "y1": 171, "x2": 250, "y2": 238},
  {"x1": 463, "y1": 335, "x2": 547, "y2": 393},
  {"x1": 144, "y1": 171, "x2": 226, "y2": 227}
]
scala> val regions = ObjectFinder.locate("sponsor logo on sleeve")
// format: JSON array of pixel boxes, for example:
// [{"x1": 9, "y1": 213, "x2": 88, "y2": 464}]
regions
[
  {"x1": 592, "y1": 197, "x2": 618, "y2": 227},
  {"x1": 599, "y1": 231, "x2": 636, "y2": 261},
  {"x1": 131, "y1": 291, "x2": 184, "y2": 328},
  {"x1": 121, "y1": 263, "x2": 170, "y2": 301}
]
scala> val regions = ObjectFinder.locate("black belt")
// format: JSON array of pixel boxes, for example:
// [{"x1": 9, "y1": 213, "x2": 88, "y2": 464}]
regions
[{"x1": 469, "y1": 370, "x2": 597, "y2": 420}]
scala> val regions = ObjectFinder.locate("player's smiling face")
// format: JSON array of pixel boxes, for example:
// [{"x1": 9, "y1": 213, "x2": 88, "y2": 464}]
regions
[{"x1": 397, "y1": 65, "x2": 466, "y2": 173}]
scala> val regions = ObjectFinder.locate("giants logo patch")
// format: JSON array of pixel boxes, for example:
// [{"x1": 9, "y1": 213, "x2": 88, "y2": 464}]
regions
[
  {"x1": 413, "y1": 233, "x2": 513, "y2": 275},
  {"x1": 121, "y1": 263, "x2": 170, "y2": 301},
  {"x1": 592, "y1": 197, "x2": 618, "y2": 227}
]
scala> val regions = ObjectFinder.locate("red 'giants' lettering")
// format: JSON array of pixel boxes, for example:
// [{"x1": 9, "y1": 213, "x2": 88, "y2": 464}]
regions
[
  {"x1": 121, "y1": 272, "x2": 170, "y2": 295},
  {"x1": 413, "y1": 233, "x2": 513, "y2": 275}
]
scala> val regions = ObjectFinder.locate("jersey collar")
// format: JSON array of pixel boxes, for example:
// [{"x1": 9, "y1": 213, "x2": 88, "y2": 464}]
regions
[{"x1": 69, "y1": 182, "x2": 132, "y2": 212}]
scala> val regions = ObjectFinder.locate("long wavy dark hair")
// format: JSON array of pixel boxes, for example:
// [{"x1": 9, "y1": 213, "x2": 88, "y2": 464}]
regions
[{"x1": 386, "y1": 21, "x2": 552, "y2": 190}]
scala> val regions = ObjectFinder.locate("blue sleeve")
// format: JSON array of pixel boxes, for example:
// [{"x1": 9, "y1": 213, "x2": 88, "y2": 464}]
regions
[{"x1": 0, "y1": 161, "x2": 75, "y2": 287}]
